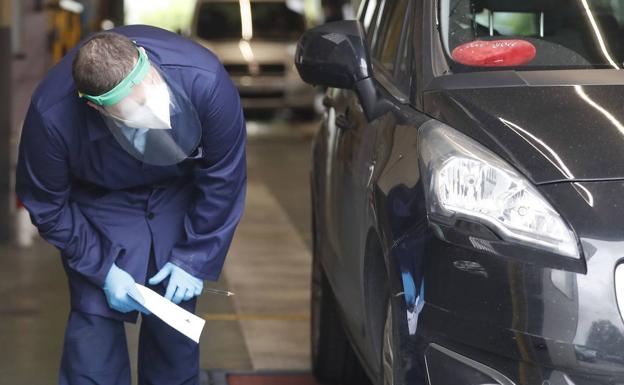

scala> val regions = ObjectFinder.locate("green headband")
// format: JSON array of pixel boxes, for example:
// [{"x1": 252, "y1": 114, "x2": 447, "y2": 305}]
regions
[{"x1": 79, "y1": 46, "x2": 151, "y2": 106}]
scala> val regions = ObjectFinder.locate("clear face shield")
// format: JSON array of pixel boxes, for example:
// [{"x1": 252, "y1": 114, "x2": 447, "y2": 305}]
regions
[{"x1": 79, "y1": 45, "x2": 202, "y2": 166}]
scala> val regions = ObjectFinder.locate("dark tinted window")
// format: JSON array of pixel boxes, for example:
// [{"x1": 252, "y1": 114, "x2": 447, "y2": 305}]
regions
[
  {"x1": 395, "y1": 6, "x2": 413, "y2": 92},
  {"x1": 196, "y1": 2, "x2": 305, "y2": 41},
  {"x1": 357, "y1": 0, "x2": 369, "y2": 21},
  {"x1": 361, "y1": 0, "x2": 378, "y2": 32},
  {"x1": 372, "y1": 0, "x2": 409, "y2": 74},
  {"x1": 365, "y1": 0, "x2": 383, "y2": 45}
]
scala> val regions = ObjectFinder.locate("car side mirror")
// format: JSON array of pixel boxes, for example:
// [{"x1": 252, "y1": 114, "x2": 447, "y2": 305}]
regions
[{"x1": 295, "y1": 20, "x2": 391, "y2": 121}]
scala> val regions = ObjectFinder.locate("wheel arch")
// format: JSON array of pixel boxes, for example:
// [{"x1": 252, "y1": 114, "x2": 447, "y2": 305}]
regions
[{"x1": 362, "y1": 226, "x2": 404, "y2": 382}]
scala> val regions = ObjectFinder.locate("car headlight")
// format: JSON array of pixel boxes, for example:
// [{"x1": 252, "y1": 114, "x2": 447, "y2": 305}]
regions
[{"x1": 418, "y1": 120, "x2": 579, "y2": 259}]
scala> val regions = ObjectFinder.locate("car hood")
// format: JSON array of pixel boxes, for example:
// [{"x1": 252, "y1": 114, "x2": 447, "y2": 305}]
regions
[
  {"x1": 423, "y1": 71, "x2": 624, "y2": 184},
  {"x1": 194, "y1": 38, "x2": 297, "y2": 64}
]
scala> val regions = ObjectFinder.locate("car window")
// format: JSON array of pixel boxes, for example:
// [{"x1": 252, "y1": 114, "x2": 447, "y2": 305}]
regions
[
  {"x1": 362, "y1": 0, "x2": 379, "y2": 36},
  {"x1": 196, "y1": 1, "x2": 305, "y2": 41},
  {"x1": 366, "y1": 0, "x2": 385, "y2": 46},
  {"x1": 440, "y1": 0, "x2": 624, "y2": 71},
  {"x1": 357, "y1": 0, "x2": 369, "y2": 21},
  {"x1": 394, "y1": 4, "x2": 413, "y2": 94},
  {"x1": 372, "y1": 0, "x2": 409, "y2": 75}
]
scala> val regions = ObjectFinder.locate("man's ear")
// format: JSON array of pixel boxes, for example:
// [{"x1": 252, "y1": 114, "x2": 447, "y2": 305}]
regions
[{"x1": 85, "y1": 101, "x2": 107, "y2": 115}]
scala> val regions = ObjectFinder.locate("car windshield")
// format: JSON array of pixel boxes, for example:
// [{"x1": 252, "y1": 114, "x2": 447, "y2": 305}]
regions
[
  {"x1": 196, "y1": 1, "x2": 305, "y2": 41},
  {"x1": 440, "y1": 0, "x2": 624, "y2": 71}
]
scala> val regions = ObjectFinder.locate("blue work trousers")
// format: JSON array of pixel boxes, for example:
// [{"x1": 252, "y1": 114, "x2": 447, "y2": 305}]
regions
[{"x1": 59, "y1": 250, "x2": 199, "y2": 385}]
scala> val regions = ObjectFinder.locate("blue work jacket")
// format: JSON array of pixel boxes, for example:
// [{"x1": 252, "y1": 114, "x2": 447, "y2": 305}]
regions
[{"x1": 16, "y1": 25, "x2": 247, "y2": 321}]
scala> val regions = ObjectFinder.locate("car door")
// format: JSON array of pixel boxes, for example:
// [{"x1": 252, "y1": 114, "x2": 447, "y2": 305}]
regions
[
  {"x1": 322, "y1": 0, "x2": 415, "y2": 362},
  {"x1": 319, "y1": 0, "x2": 381, "y2": 338},
  {"x1": 358, "y1": 0, "x2": 433, "y2": 371}
]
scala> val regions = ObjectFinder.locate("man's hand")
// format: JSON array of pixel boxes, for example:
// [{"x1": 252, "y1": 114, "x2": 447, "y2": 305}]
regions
[
  {"x1": 103, "y1": 263, "x2": 150, "y2": 314},
  {"x1": 401, "y1": 271, "x2": 417, "y2": 309},
  {"x1": 148, "y1": 262, "x2": 203, "y2": 304}
]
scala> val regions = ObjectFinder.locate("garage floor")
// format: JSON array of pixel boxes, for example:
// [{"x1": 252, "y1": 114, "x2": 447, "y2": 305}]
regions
[
  {"x1": 209, "y1": 370, "x2": 322, "y2": 385},
  {"x1": 0, "y1": 116, "x2": 317, "y2": 384}
]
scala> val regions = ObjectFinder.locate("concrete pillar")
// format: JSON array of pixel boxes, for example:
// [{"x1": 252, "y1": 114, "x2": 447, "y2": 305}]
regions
[{"x1": 0, "y1": 0, "x2": 10, "y2": 242}]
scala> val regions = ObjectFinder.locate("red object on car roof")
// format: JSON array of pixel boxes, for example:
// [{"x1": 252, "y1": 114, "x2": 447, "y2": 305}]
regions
[{"x1": 451, "y1": 39, "x2": 536, "y2": 67}]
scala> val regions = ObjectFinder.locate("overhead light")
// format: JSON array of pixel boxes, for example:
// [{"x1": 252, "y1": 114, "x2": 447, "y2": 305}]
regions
[
  {"x1": 238, "y1": 39, "x2": 255, "y2": 62},
  {"x1": 59, "y1": 0, "x2": 84, "y2": 14},
  {"x1": 240, "y1": 0, "x2": 253, "y2": 40}
]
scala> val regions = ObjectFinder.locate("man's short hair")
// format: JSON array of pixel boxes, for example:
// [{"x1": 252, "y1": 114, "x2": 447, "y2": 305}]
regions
[{"x1": 72, "y1": 32, "x2": 138, "y2": 97}]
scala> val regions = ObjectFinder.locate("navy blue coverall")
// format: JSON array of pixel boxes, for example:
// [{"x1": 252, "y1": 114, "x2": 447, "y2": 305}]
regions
[{"x1": 15, "y1": 25, "x2": 247, "y2": 384}]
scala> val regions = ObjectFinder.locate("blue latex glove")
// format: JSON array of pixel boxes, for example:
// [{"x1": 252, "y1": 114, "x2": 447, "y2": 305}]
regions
[
  {"x1": 401, "y1": 271, "x2": 417, "y2": 309},
  {"x1": 103, "y1": 264, "x2": 150, "y2": 314},
  {"x1": 148, "y1": 262, "x2": 203, "y2": 304}
]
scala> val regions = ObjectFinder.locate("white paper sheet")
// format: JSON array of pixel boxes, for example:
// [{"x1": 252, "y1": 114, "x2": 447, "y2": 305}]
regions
[{"x1": 130, "y1": 284, "x2": 206, "y2": 343}]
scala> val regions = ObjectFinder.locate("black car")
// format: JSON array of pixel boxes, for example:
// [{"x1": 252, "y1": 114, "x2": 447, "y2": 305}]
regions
[{"x1": 295, "y1": 1, "x2": 624, "y2": 385}]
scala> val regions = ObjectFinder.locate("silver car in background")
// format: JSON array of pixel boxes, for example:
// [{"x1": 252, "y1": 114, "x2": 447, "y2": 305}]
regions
[{"x1": 191, "y1": 0, "x2": 318, "y2": 114}]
